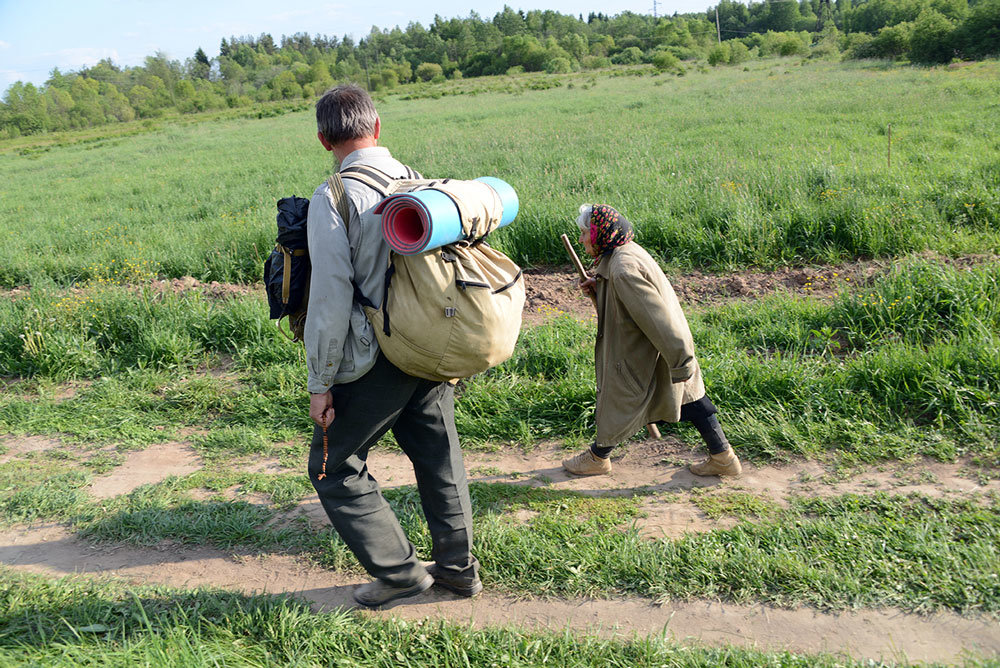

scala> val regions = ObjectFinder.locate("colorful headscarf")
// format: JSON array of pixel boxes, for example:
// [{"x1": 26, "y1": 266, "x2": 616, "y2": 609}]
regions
[{"x1": 589, "y1": 204, "x2": 634, "y2": 256}]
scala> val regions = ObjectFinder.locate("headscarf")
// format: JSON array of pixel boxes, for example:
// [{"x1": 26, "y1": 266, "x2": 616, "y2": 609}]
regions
[{"x1": 588, "y1": 204, "x2": 634, "y2": 256}]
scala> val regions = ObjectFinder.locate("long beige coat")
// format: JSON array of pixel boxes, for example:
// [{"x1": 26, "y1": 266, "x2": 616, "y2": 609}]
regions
[{"x1": 592, "y1": 242, "x2": 705, "y2": 446}]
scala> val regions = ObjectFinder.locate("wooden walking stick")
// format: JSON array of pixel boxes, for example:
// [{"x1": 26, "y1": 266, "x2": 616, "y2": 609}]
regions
[{"x1": 559, "y1": 234, "x2": 662, "y2": 440}]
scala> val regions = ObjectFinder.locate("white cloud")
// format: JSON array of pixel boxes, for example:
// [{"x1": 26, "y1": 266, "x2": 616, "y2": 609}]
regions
[{"x1": 0, "y1": 41, "x2": 11, "y2": 50}]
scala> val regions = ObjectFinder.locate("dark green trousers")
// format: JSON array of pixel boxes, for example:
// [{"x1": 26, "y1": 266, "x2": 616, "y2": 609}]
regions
[{"x1": 308, "y1": 353, "x2": 478, "y2": 587}]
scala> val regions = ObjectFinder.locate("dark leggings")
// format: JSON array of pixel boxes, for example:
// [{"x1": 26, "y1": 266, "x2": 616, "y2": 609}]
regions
[{"x1": 590, "y1": 395, "x2": 730, "y2": 459}]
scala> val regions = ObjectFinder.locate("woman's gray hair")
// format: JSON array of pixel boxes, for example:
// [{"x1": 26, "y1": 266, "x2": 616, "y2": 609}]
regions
[
  {"x1": 315, "y1": 84, "x2": 378, "y2": 145},
  {"x1": 576, "y1": 204, "x2": 593, "y2": 231}
]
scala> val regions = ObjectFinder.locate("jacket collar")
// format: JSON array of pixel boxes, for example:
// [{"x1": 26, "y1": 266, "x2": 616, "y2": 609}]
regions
[{"x1": 339, "y1": 146, "x2": 391, "y2": 170}]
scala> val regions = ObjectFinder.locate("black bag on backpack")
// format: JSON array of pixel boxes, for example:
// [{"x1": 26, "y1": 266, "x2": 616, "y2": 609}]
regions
[{"x1": 263, "y1": 196, "x2": 311, "y2": 340}]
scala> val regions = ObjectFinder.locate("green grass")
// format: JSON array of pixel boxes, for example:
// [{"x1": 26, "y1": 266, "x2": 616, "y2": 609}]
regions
[
  {"x1": 2, "y1": 258, "x2": 997, "y2": 466},
  {"x1": 0, "y1": 571, "x2": 915, "y2": 668},
  {"x1": 1, "y1": 61, "x2": 999, "y2": 288}
]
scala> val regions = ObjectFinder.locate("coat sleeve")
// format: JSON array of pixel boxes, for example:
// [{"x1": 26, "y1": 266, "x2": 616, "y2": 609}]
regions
[
  {"x1": 304, "y1": 184, "x2": 354, "y2": 394},
  {"x1": 612, "y1": 260, "x2": 697, "y2": 382}
]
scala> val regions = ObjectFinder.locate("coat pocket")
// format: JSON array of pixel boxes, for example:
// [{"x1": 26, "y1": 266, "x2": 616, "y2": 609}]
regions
[{"x1": 616, "y1": 360, "x2": 645, "y2": 396}]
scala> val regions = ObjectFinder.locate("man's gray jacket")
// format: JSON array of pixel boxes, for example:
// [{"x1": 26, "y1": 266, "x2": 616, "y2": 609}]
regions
[{"x1": 305, "y1": 146, "x2": 413, "y2": 394}]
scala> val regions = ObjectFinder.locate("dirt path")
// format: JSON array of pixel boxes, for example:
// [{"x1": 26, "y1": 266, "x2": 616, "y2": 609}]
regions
[
  {"x1": 5, "y1": 435, "x2": 995, "y2": 535},
  {"x1": 1, "y1": 523, "x2": 997, "y2": 664}
]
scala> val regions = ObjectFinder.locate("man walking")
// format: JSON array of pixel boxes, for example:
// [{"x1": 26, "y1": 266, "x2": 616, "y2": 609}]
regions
[{"x1": 305, "y1": 85, "x2": 481, "y2": 607}]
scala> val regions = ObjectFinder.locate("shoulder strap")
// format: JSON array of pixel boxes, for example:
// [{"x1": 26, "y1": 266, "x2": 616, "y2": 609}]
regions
[
  {"x1": 325, "y1": 174, "x2": 352, "y2": 231},
  {"x1": 339, "y1": 165, "x2": 393, "y2": 196},
  {"x1": 326, "y1": 163, "x2": 424, "y2": 232}
]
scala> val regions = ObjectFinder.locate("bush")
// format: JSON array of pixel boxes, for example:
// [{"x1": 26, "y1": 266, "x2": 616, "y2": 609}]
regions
[
  {"x1": 381, "y1": 70, "x2": 399, "y2": 89},
  {"x1": 580, "y1": 56, "x2": 610, "y2": 70},
  {"x1": 854, "y1": 22, "x2": 914, "y2": 58},
  {"x1": 506, "y1": 65, "x2": 525, "y2": 75},
  {"x1": 708, "y1": 43, "x2": 732, "y2": 66},
  {"x1": 611, "y1": 46, "x2": 643, "y2": 65},
  {"x1": 651, "y1": 50, "x2": 680, "y2": 71},
  {"x1": 909, "y1": 9, "x2": 958, "y2": 63},
  {"x1": 779, "y1": 34, "x2": 810, "y2": 56},
  {"x1": 841, "y1": 32, "x2": 874, "y2": 56},
  {"x1": 729, "y1": 41, "x2": 751, "y2": 64},
  {"x1": 415, "y1": 62, "x2": 444, "y2": 82},
  {"x1": 544, "y1": 57, "x2": 572, "y2": 74}
]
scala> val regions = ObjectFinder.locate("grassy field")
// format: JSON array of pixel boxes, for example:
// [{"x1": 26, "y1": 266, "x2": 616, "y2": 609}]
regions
[
  {"x1": 1, "y1": 60, "x2": 999, "y2": 288},
  {"x1": 2, "y1": 60, "x2": 999, "y2": 666}
]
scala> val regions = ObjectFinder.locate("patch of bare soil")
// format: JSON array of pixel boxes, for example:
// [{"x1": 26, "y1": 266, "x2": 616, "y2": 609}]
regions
[
  {"x1": 251, "y1": 440, "x2": 997, "y2": 540},
  {"x1": 1, "y1": 524, "x2": 996, "y2": 664},
  {"x1": 374, "y1": 440, "x2": 998, "y2": 501},
  {"x1": 146, "y1": 277, "x2": 260, "y2": 300},
  {"x1": 88, "y1": 442, "x2": 203, "y2": 499},
  {"x1": 522, "y1": 252, "x2": 998, "y2": 325},
  {"x1": 0, "y1": 435, "x2": 66, "y2": 464}
]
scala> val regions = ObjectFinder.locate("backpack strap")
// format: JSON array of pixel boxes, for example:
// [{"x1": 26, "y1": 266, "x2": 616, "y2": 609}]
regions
[
  {"x1": 339, "y1": 165, "x2": 393, "y2": 196},
  {"x1": 325, "y1": 164, "x2": 418, "y2": 323},
  {"x1": 325, "y1": 174, "x2": 352, "y2": 230},
  {"x1": 340, "y1": 164, "x2": 424, "y2": 195}
]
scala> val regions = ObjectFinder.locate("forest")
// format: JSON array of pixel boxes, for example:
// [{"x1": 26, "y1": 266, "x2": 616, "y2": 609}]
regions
[{"x1": 1, "y1": 0, "x2": 998, "y2": 138}]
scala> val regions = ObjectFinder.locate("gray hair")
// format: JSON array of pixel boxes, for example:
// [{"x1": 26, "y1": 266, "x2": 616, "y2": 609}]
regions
[
  {"x1": 576, "y1": 204, "x2": 593, "y2": 231},
  {"x1": 315, "y1": 84, "x2": 378, "y2": 145}
]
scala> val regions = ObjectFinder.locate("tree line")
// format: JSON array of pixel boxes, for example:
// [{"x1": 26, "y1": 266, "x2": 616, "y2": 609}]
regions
[{"x1": 2, "y1": 2, "x2": 998, "y2": 138}]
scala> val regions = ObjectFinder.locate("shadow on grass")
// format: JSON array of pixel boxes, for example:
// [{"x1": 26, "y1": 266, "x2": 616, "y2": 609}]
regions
[{"x1": 0, "y1": 578, "x2": 356, "y2": 650}]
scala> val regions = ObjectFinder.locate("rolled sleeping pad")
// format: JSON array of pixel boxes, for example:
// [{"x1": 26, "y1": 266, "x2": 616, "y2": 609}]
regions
[
  {"x1": 475, "y1": 176, "x2": 519, "y2": 226},
  {"x1": 377, "y1": 177, "x2": 519, "y2": 255}
]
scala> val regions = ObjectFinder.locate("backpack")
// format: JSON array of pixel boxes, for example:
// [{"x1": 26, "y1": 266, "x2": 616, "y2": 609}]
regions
[
  {"x1": 332, "y1": 165, "x2": 525, "y2": 382},
  {"x1": 263, "y1": 196, "x2": 311, "y2": 341},
  {"x1": 262, "y1": 166, "x2": 426, "y2": 342}
]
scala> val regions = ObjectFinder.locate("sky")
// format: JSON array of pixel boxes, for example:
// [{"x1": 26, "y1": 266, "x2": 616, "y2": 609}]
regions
[{"x1": 0, "y1": 0, "x2": 712, "y2": 92}]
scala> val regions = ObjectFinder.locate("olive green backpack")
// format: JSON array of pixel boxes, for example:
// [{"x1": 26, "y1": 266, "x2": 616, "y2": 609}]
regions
[{"x1": 330, "y1": 166, "x2": 525, "y2": 382}]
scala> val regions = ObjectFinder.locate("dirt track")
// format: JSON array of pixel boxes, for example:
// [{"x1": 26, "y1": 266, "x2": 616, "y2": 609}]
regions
[{"x1": 4, "y1": 522, "x2": 998, "y2": 664}]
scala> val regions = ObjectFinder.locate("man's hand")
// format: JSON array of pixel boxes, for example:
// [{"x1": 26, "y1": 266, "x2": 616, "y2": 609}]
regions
[
  {"x1": 310, "y1": 391, "x2": 335, "y2": 428},
  {"x1": 579, "y1": 277, "x2": 597, "y2": 299}
]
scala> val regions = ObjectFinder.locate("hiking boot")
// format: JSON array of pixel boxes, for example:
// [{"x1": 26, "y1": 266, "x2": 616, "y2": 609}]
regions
[
  {"x1": 353, "y1": 572, "x2": 434, "y2": 608},
  {"x1": 426, "y1": 562, "x2": 483, "y2": 598},
  {"x1": 562, "y1": 449, "x2": 612, "y2": 476},
  {"x1": 689, "y1": 449, "x2": 742, "y2": 477}
]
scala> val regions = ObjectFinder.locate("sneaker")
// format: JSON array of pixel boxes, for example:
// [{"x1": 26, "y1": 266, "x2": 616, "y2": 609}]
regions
[
  {"x1": 689, "y1": 449, "x2": 742, "y2": 477},
  {"x1": 426, "y1": 562, "x2": 483, "y2": 598},
  {"x1": 562, "y1": 449, "x2": 612, "y2": 476},
  {"x1": 352, "y1": 572, "x2": 434, "y2": 608}
]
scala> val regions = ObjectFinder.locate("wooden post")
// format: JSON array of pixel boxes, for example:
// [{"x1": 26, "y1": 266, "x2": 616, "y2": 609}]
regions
[
  {"x1": 716, "y1": 6, "x2": 722, "y2": 44},
  {"x1": 560, "y1": 233, "x2": 661, "y2": 440},
  {"x1": 887, "y1": 123, "x2": 892, "y2": 169}
]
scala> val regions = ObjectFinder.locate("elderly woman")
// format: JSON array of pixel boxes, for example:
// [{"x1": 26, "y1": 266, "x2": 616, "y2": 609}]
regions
[{"x1": 562, "y1": 204, "x2": 742, "y2": 477}]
